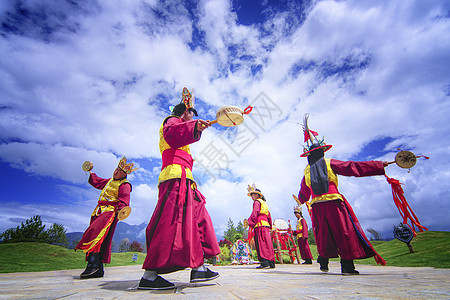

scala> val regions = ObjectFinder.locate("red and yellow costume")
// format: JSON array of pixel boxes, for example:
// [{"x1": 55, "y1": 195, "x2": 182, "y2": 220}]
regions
[
  {"x1": 247, "y1": 189, "x2": 275, "y2": 265},
  {"x1": 142, "y1": 115, "x2": 220, "y2": 274},
  {"x1": 298, "y1": 158, "x2": 386, "y2": 264},
  {"x1": 75, "y1": 173, "x2": 131, "y2": 263},
  {"x1": 294, "y1": 213, "x2": 313, "y2": 261}
]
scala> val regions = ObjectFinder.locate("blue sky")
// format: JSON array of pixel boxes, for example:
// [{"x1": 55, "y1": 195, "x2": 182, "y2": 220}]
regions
[{"x1": 1, "y1": 0, "x2": 449, "y2": 240}]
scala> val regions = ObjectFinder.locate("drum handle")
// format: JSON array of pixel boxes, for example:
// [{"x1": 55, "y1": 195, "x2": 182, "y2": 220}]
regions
[{"x1": 209, "y1": 120, "x2": 218, "y2": 125}]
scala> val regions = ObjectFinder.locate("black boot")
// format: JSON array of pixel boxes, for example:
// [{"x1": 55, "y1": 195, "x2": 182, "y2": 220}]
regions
[
  {"x1": 269, "y1": 260, "x2": 276, "y2": 268},
  {"x1": 80, "y1": 253, "x2": 104, "y2": 279},
  {"x1": 341, "y1": 259, "x2": 359, "y2": 275},
  {"x1": 256, "y1": 258, "x2": 270, "y2": 269},
  {"x1": 317, "y1": 256, "x2": 329, "y2": 272},
  {"x1": 302, "y1": 258, "x2": 312, "y2": 264}
]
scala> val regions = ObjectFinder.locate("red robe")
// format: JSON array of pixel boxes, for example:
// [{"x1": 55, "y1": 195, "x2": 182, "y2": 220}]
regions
[
  {"x1": 248, "y1": 200, "x2": 275, "y2": 262},
  {"x1": 296, "y1": 218, "x2": 313, "y2": 260},
  {"x1": 142, "y1": 117, "x2": 220, "y2": 274},
  {"x1": 298, "y1": 159, "x2": 386, "y2": 265},
  {"x1": 75, "y1": 173, "x2": 131, "y2": 263}
]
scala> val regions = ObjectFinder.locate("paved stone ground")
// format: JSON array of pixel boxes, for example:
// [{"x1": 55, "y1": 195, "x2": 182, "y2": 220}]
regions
[{"x1": 0, "y1": 262, "x2": 449, "y2": 299}]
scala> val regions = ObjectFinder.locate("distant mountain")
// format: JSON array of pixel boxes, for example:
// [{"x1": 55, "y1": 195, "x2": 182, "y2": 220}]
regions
[{"x1": 66, "y1": 221, "x2": 147, "y2": 253}]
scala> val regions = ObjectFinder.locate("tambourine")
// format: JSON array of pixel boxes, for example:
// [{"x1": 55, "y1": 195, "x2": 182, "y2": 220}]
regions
[
  {"x1": 82, "y1": 161, "x2": 93, "y2": 172},
  {"x1": 209, "y1": 105, "x2": 252, "y2": 127},
  {"x1": 117, "y1": 206, "x2": 131, "y2": 221},
  {"x1": 387, "y1": 150, "x2": 429, "y2": 169}
]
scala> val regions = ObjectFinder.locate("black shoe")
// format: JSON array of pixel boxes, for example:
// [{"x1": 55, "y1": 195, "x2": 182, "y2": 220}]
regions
[
  {"x1": 317, "y1": 256, "x2": 329, "y2": 272},
  {"x1": 302, "y1": 259, "x2": 312, "y2": 264},
  {"x1": 138, "y1": 276, "x2": 175, "y2": 290},
  {"x1": 80, "y1": 253, "x2": 104, "y2": 279},
  {"x1": 342, "y1": 269, "x2": 360, "y2": 275},
  {"x1": 80, "y1": 267, "x2": 104, "y2": 279},
  {"x1": 269, "y1": 261, "x2": 276, "y2": 268},
  {"x1": 341, "y1": 259, "x2": 360, "y2": 275},
  {"x1": 190, "y1": 268, "x2": 220, "y2": 283},
  {"x1": 256, "y1": 264, "x2": 270, "y2": 269}
]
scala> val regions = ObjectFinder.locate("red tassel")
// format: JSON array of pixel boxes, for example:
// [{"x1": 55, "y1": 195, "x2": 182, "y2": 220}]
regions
[
  {"x1": 243, "y1": 105, "x2": 253, "y2": 115},
  {"x1": 385, "y1": 175, "x2": 428, "y2": 236}
]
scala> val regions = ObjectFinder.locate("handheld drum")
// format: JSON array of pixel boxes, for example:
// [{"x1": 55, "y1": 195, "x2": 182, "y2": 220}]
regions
[
  {"x1": 386, "y1": 150, "x2": 429, "y2": 169},
  {"x1": 209, "y1": 105, "x2": 253, "y2": 127},
  {"x1": 82, "y1": 161, "x2": 93, "y2": 172},
  {"x1": 117, "y1": 206, "x2": 131, "y2": 221}
]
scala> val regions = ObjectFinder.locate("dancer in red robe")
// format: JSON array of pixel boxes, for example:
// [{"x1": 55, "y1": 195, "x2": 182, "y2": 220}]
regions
[
  {"x1": 247, "y1": 184, "x2": 276, "y2": 269},
  {"x1": 138, "y1": 87, "x2": 220, "y2": 290},
  {"x1": 76, "y1": 157, "x2": 136, "y2": 279},
  {"x1": 297, "y1": 115, "x2": 387, "y2": 275},
  {"x1": 292, "y1": 206, "x2": 313, "y2": 264}
]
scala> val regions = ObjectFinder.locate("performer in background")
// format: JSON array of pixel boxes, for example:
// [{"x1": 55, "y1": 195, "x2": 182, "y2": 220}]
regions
[
  {"x1": 139, "y1": 87, "x2": 220, "y2": 290},
  {"x1": 247, "y1": 184, "x2": 276, "y2": 269},
  {"x1": 292, "y1": 206, "x2": 313, "y2": 264},
  {"x1": 297, "y1": 115, "x2": 387, "y2": 275},
  {"x1": 76, "y1": 157, "x2": 136, "y2": 279}
]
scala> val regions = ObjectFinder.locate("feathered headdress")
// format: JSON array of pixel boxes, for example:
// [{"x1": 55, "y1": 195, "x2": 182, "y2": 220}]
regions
[{"x1": 300, "y1": 114, "x2": 332, "y2": 157}]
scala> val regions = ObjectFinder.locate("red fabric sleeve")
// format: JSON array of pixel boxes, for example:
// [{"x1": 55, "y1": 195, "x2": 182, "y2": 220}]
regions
[
  {"x1": 247, "y1": 200, "x2": 261, "y2": 228},
  {"x1": 88, "y1": 173, "x2": 110, "y2": 190},
  {"x1": 117, "y1": 183, "x2": 131, "y2": 210},
  {"x1": 330, "y1": 159, "x2": 385, "y2": 177},
  {"x1": 163, "y1": 117, "x2": 201, "y2": 149},
  {"x1": 298, "y1": 176, "x2": 311, "y2": 203}
]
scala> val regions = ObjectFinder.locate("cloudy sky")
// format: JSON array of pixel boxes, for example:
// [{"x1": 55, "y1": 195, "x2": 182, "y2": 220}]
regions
[{"x1": 1, "y1": 0, "x2": 449, "y2": 241}]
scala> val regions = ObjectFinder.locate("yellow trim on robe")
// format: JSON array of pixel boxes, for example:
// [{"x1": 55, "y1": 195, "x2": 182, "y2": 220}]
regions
[
  {"x1": 81, "y1": 213, "x2": 115, "y2": 253},
  {"x1": 254, "y1": 198, "x2": 270, "y2": 228},
  {"x1": 304, "y1": 158, "x2": 344, "y2": 205},
  {"x1": 91, "y1": 178, "x2": 129, "y2": 217},
  {"x1": 158, "y1": 117, "x2": 195, "y2": 184},
  {"x1": 296, "y1": 218, "x2": 304, "y2": 238}
]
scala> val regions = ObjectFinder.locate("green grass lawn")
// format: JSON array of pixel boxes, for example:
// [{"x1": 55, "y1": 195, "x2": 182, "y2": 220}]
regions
[{"x1": 0, "y1": 231, "x2": 448, "y2": 273}]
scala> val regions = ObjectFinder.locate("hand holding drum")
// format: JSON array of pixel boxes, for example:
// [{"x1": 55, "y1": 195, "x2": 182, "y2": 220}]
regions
[
  {"x1": 386, "y1": 150, "x2": 429, "y2": 169},
  {"x1": 209, "y1": 105, "x2": 253, "y2": 127}
]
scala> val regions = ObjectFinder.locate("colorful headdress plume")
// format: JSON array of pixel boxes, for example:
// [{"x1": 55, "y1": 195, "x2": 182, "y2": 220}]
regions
[
  {"x1": 181, "y1": 87, "x2": 197, "y2": 116},
  {"x1": 300, "y1": 114, "x2": 332, "y2": 157},
  {"x1": 118, "y1": 156, "x2": 138, "y2": 174},
  {"x1": 294, "y1": 205, "x2": 302, "y2": 214}
]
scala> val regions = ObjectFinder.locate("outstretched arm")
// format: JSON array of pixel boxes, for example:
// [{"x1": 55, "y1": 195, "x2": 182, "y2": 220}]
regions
[{"x1": 330, "y1": 159, "x2": 385, "y2": 177}]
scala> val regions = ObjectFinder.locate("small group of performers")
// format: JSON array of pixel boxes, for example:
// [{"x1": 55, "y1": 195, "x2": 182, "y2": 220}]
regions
[
  {"x1": 138, "y1": 87, "x2": 221, "y2": 290},
  {"x1": 246, "y1": 184, "x2": 276, "y2": 269},
  {"x1": 292, "y1": 206, "x2": 313, "y2": 264},
  {"x1": 76, "y1": 157, "x2": 137, "y2": 279},
  {"x1": 296, "y1": 115, "x2": 387, "y2": 275},
  {"x1": 76, "y1": 88, "x2": 395, "y2": 284}
]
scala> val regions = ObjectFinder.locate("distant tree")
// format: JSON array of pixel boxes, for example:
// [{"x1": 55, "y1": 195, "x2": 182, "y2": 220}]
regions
[
  {"x1": 367, "y1": 228, "x2": 382, "y2": 241},
  {"x1": 0, "y1": 215, "x2": 69, "y2": 247},
  {"x1": 45, "y1": 223, "x2": 68, "y2": 247},
  {"x1": 0, "y1": 215, "x2": 47, "y2": 243},
  {"x1": 236, "y1": 221, "x2": 245, "y2": 237},
  {"x1": 129, "y1": 240, "x2": 144, "y2": 252},
  {"x1": 223, "y1": 218, "x2": 242, "y2": 244},
  {"x1": 119, "y1": 238, "x2": 131, "y2": 252}
]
